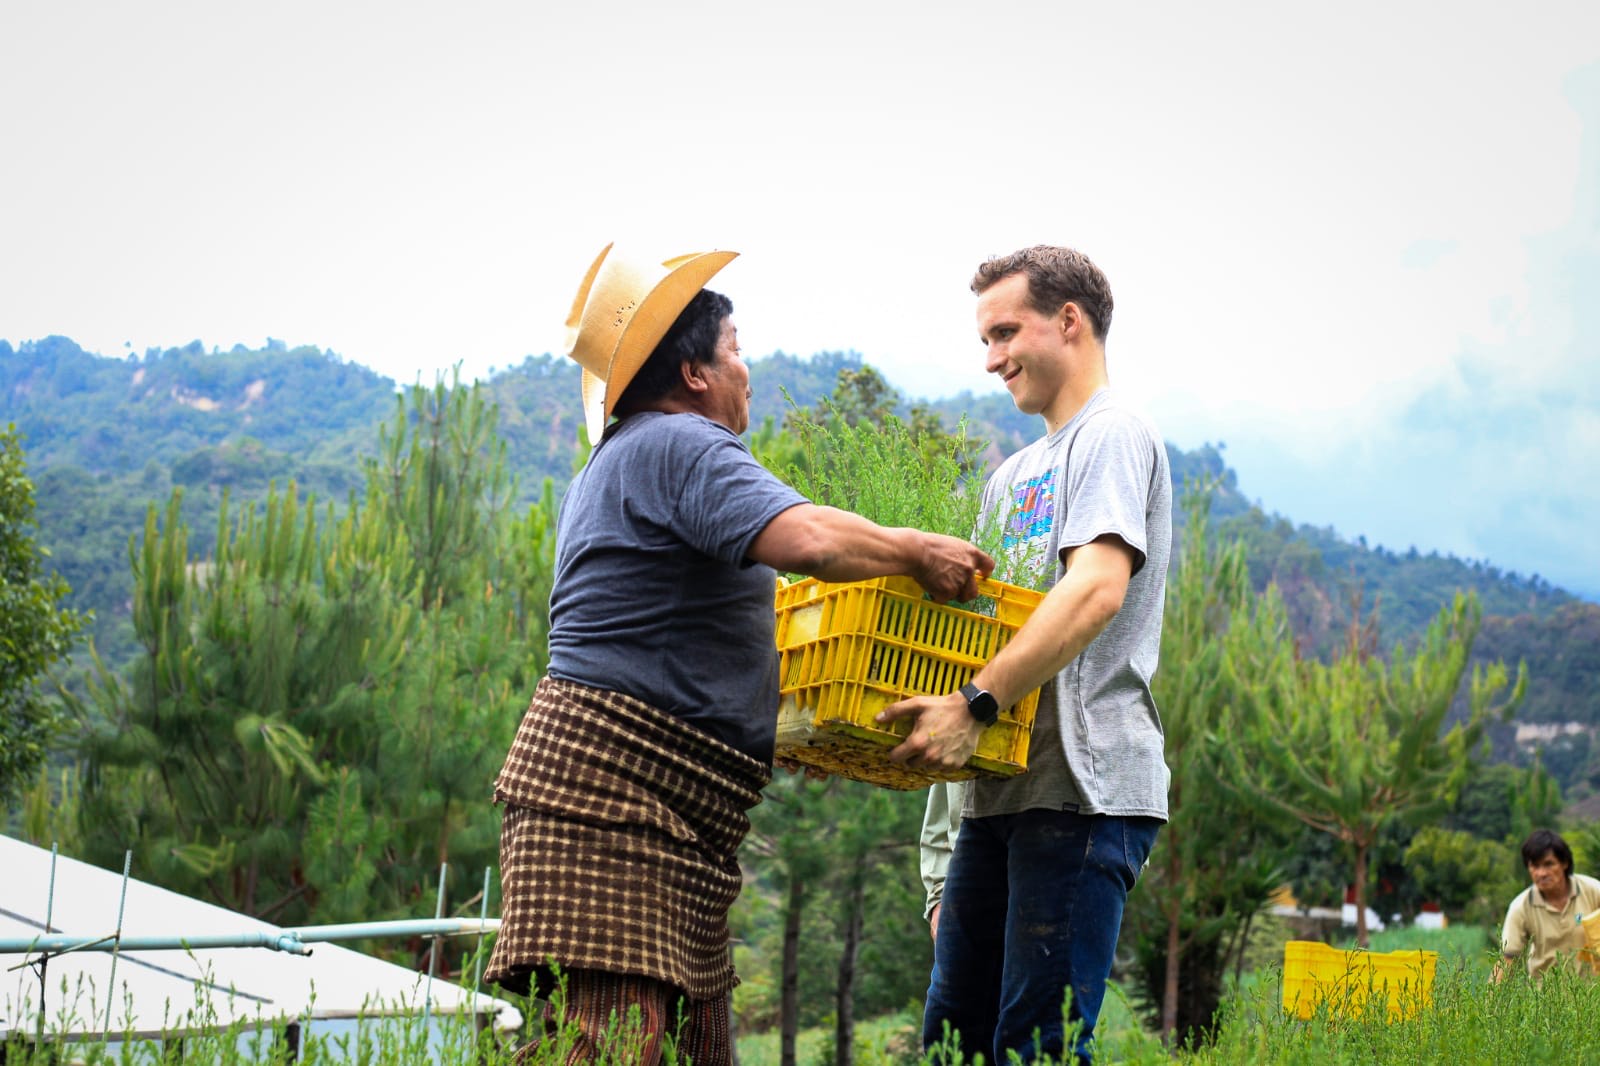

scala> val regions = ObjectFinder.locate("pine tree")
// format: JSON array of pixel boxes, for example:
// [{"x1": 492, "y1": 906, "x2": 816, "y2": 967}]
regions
[
  {"x1": 1123, "y1": 487, "x2": 1296, "y2": 1045},
  {"x1": 1220, "y1": 592, "x2": 1526, "y2": 946},
  {"x1": 68, "y1": 378, "x2": 557, "y2": 936}
]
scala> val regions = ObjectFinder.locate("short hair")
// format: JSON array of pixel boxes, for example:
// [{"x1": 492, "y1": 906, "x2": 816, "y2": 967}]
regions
[
  {"x1": 1520, "y1": 828, "x2": 1574, "y2": 878},
  {"x1": 615, "y1": 288, "x2": 734, "y2": 413},
  {"x1": 971, "y1": 245, "x2": 1114, "y2": 342}
]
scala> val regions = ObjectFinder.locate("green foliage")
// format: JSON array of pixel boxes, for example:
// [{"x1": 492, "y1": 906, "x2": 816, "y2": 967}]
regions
[
  {"x1": 12, "y1": 763, "x2": 83, "y2": 851},
  {"x1": 0, "y1": 425, "x2": 86, "y2": 805},
  {"x1": 0, "y1": 337, "x2": 396, "y2": 475},
  {"x1": 741, "y1": 380, "x2": 995, "y2": 1066},
  {"x1": 9, "y1": 338, "x2": 1596, "y2": 761},
  {"x1": 6, "y1": 338, "x2": 394, "y2": 666},
  {"x1": 1123, "y1": 486, "x2": 1297, "y2": 1045},
  {"x1": 1477, "y1": 603, "x2": 1600, "y2": 789},
  {"x1": 1404, "y1": 827, "x2": 1523, "y2": 927},
  {"x1": 1563, "y1": 821, "x2": 1600, "y2": 879},
  {"x1": 0, "y1": 965, "x2": 703, "y2": 1064},
  {"x1": 480, "y1": 353, "x2": 589, "y2": 498},
  {"x1": 8, "y1": 927, "x2": 1598, "y2": 1064},
  {"x1": 1220, "y1": 592, "x2": 1526, "y2": 946},
  {"x1": 10, "y1": 339, "x2": 1600, "y2": 1058},
  {"x1": 757, "y1": 372, "x2": 1035, "y2": 602},
  {"x1": 1175, "y1": 942, "x2": 1600, "y2": 1065},
  {"x1": 739, "y1": 777, "x2": 933, "y2": 1032},
  {"x1": 64, "y1": 377, "x2": 556, "y2": 933},
  {"x1": 762, "y1": 398, "x2": 987, "y2": 548}
]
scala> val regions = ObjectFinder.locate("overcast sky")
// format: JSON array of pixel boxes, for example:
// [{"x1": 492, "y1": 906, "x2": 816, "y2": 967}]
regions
[{"x1": 3, "y1": 1, "x2": 1597, "y2": 599}]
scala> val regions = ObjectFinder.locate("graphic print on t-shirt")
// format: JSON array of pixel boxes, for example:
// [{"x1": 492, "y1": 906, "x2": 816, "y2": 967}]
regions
[{"x1": 1003, "y1": 470, "x2": 1056, "y2": 549}]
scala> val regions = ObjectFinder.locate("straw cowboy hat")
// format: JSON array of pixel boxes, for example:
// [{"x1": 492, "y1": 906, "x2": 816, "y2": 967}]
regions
[{"x1": 564, "y1": 242, "x2": 739, "y2": 443}]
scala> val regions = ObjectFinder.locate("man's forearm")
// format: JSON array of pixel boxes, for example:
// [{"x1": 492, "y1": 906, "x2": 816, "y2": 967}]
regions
[{"x1": 969, "y1": 538, "x2": 1130, "y2": 708}]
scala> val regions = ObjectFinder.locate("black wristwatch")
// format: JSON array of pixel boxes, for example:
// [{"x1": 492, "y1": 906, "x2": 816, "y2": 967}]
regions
[{"x1": 960, "y1": 682, "x2": 999, "y2": 727}]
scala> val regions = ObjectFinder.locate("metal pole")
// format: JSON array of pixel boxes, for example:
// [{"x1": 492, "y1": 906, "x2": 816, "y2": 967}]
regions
[
  {"x1": 287, "y1": 918, "x2": 499, "y2": 944},
  {"x1": 3, "y1": 919, "x2": 502, "y2": 962},
  {"x1": 472, "y1": 866, "x2": 491, "y2": 995},
  {"x1": 421, "y1": 862, "x2": 447, "y2": 1037},
  {"x1": 102, "y1": 850, "x2": 132, "y2": 1039},
  {"x1": 34, "y1": 842, "x2": 58, "y2": 1045}
]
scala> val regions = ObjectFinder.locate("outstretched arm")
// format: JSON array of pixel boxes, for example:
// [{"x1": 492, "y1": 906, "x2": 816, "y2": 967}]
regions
[{"x1": 749, "y1": 503, "x2": 993, "y2": 603}]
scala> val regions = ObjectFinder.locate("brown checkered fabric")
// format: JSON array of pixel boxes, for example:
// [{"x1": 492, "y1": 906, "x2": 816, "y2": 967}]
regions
[
  {"x1": 485, "y1": 676, "x2": 769, "y2": 1001},
  {"x1": 514, "y1": 969, "x2": 733, "y2": 1066}
]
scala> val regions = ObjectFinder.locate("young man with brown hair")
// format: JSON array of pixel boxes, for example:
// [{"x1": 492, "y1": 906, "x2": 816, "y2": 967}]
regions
[{"x1": 879, "y1": 245, "x2": 1171, "y2": 1065}]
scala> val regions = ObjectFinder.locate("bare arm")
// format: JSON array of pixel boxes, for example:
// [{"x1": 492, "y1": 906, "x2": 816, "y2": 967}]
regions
[
  {"x1": 878, "y1": 535, "x2": 1136, "y2": 769},
  {"x1": 748, "y1": 503, "x2": 993, "y2": 603}
]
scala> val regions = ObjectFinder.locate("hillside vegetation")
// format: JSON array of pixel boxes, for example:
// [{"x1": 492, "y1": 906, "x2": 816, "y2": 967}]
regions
[{"x1": 2, "y1": 336, "x2": 1596, "y2": 797}]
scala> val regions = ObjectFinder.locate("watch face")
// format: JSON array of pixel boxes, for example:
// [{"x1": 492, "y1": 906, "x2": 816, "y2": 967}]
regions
[{"x1": 962, "y1": 683, "x2": 999, "y2": 725}]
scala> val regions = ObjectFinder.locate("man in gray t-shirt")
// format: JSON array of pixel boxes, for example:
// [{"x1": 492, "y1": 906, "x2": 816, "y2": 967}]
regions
[{"x1": 878, "y1": 245, "x2": 1171, "y2": 1066}]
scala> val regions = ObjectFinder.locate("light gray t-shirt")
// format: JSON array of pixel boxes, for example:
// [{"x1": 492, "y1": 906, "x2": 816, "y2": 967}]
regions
[
  {"x1": 547, "y1": 411, "x2": 807, "y2": 762},
  {"x1": 967, "y1": 388, "x2": 1172, "y2": 821}
]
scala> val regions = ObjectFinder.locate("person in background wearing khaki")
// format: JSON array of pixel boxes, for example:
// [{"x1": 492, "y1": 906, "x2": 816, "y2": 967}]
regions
[
  {"x1": 878, "y1": 245, "x2": 1171, "y2": 1065},
  {"x1": 483, "y1": 244, "x2": 992, "y2": 1065},
  {"x1": 1496, "y1": 828, "x2": 1600, "y2": 981}
]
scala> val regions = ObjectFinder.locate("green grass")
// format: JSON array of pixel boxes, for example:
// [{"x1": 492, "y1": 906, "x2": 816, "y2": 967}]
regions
[
  {"x1": 8, "y1": 929, "x2": 1598, "y2": 1064},
  {"x1": 737, "y1": 928, "x2": 1600, "y2": 1066}
]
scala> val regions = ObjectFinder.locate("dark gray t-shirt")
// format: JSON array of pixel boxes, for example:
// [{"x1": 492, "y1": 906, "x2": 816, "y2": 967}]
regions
[{"x1": 546, "y1": 411, "x2": 806, "y2": 762}]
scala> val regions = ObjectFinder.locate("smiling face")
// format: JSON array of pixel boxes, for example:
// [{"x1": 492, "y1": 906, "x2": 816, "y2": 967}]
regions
[{"x1": 976, "y1": 272, "x2": 1072, "y2": 424}]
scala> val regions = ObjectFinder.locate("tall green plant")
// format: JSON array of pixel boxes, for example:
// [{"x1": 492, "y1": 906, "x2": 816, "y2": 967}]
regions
[
  {"x1": 1124, "y1": 487, "x2": 1296, "y2": 1046},
  {"x1": 0, "y1": 425, "x2": 85, "y2": 805},
  {"x1": 72, "y1": 485, "x2": 409, "y2": 913},
  {"x1": 1219, "y1": 592, "x2": 1527, "y2": 946},
  {"x1": 67, "y1": 377, "x2": 557, "y2": 931},
  {"x1": 741, "y1": 372, "x2": 990, "y2": 1064},
  {"x1": 768, "y1": 403, "x2": 985, "y2": 545}
]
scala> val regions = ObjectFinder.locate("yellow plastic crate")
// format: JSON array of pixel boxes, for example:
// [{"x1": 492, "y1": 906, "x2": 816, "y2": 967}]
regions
[
  {"x1": 1281, "y1": 940, "x2": 1438, "y2": 1021},
  {"x1": 1582, "y1": 910, "x2": 1600, "y2": 975},
  {"x1": 773, "y1": 574, "x2": 1043, "y2": 790}
]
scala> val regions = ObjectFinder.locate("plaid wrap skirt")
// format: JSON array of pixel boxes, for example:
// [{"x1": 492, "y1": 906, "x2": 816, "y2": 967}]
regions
[{"x1": 485, "y1": 676, "x2": 769, "y2": 1001}]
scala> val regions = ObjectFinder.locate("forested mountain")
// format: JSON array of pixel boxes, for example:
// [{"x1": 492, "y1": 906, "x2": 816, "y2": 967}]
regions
[{"x1": 4, "y1": 336, "x2": 1596, "y2": 794}]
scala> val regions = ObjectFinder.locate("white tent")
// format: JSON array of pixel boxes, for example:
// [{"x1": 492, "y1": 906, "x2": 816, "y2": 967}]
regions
[{"x1": 0, "y1": 836, "x2": 522, "y2": 1061}]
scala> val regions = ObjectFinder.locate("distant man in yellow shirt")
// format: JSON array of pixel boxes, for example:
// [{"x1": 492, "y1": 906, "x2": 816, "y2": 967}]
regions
[{"x1": 1496, "y1": 828, "x2": 1600, "y2": 981}]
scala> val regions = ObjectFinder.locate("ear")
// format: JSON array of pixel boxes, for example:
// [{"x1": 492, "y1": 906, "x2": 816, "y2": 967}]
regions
[
  {"x1": 1059, "y1": 300, "x2": 1084, "y2": 340},
  {"x1": 679, "y1": 358, "x2": 712, "y2": 396}
]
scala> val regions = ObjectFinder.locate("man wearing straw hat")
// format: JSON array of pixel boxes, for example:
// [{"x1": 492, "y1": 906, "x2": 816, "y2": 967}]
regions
[
  {"x1": 483, "y1": 244, "x2": 993, "y2": 1064},
  {"x1": 878, "y1": 245, "x2": 1170, "y2": 1065}
]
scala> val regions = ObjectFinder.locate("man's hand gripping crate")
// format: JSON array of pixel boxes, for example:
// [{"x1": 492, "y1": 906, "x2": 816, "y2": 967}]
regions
[{"x1": 773, "y1": 574, "x2": 1043, "y2": 790}]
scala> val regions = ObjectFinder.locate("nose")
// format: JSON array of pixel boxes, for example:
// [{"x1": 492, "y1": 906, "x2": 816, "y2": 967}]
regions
[{"x1": 985, "y1": 342, "x2": 1008, "y2": 375}]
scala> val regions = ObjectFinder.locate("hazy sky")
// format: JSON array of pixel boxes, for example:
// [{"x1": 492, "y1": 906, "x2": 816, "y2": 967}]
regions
[{"x1": 3, "y1": 1, "x2": 1597, "y2": 598}]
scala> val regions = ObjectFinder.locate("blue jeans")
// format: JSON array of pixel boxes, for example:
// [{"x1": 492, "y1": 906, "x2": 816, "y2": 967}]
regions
[{"x1": 923, "y1": 809, "x2": 1160, "y2": 1066}]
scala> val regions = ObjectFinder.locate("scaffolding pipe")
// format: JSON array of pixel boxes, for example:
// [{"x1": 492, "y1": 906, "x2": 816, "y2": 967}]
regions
[
  {"x1": 422, "y1": 862, "x2": 448, "y2": 1033},
  {"x1": 2, "y1": 918, "x2": 501, "y2": 962},
  {"x1": 35, "y1": 843, "x2": 58, "y2": 1045},
  {"x1": 472, "y1": 865, "x2": 492, "y2": 995},
  {"x1": 102, "y1": 851, "x2": 133, "y2": 1037}
]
